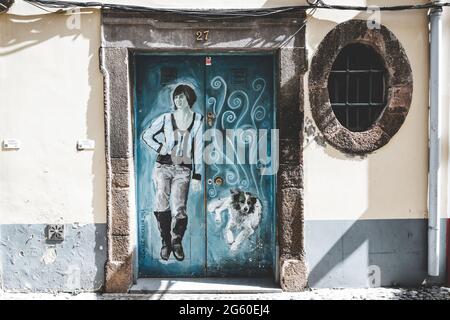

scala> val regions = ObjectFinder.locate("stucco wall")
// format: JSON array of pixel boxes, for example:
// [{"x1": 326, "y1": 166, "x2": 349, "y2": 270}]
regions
[
  {"x1": 0, "y1": 9, "x2": 107, "y2": 292},
  {"x1": 0, "y1": 10, "x2": 105, "y2": 225},
  {"x1": 303, "y1": 5, "x2": 429, "y2": 221},
  {"x1": 3, "y1": 0, "x2": 434, "y2": 226},
  {"x1": 302, "y1": 1, "x2": 448, "y2": 287}
]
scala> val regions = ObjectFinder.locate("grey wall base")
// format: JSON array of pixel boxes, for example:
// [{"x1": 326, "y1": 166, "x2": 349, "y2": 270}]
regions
[
  {"x1": 1, "y1": 219, "x2": 445, "y2": 291},
  {"x1": 305, "y1": 219, "x2": 447, "y2": 288},
  {"x1": 0, "y1": 224, "x2": 106, "y2": 292}
]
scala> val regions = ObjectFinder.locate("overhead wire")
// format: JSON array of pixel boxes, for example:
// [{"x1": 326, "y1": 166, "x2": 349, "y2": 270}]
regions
[
  {"x1": 23, "y1": 0, "x2": 55, "y2": 12},
  {"x1": 18, "y1": 0, "x2": 450, "y2": 19},
  {"x1": 0, "y1": 0, "x2": 14, "y2": 14},
  {"x1": 278, "y1": 6, "x2": 317, "y2": 48},
  {"x1": 22, "y1": 0, "x2": 450, "y2": 12},
  {"x1": 15, "y1": 1, "x2": 445, "y2": 42},
  {"x1": 306, "y1": 0, "x2": 448, "y2": 11}
]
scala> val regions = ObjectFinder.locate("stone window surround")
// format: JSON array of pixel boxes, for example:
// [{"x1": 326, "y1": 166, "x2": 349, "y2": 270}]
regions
[
  {"x1": 309, "y1": 20, "x2": 413, "y2": 155},
  {"x1": 100, "y1": 9, "x2": 308, "y2": 293}
]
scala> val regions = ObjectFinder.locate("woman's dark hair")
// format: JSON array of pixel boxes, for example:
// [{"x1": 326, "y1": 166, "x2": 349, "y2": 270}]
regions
[{"x1": 173, "y1": 84, "x2": 197, "y2": 108}]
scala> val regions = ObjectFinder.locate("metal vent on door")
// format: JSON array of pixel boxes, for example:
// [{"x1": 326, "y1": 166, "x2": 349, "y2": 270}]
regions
[
  {"x1": 160, "y1": 67, "x2": 177, "y2": 86},
  {"x1": 231, "y1": 68, "x2": 247, "y2": 87}
]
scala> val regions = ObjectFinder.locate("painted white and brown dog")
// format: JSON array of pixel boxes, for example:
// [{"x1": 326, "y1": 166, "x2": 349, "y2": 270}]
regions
[{"x1": 207, "y1": 188, "x2": 262, "y2": 252}]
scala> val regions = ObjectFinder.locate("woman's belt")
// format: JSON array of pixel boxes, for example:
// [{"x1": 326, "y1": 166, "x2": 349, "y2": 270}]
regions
[{"x1": 156, "y1": 154, "x2": 192, "y2": 170}]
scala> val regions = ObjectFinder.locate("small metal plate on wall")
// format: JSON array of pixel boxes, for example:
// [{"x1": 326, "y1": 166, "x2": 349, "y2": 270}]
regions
[
  {"x1": 46, "y1": 224, "x2": 65, "y2": 241},
  {"x1": 77, "y1": 139, "x2": 95, "y2": 151},
  {"x1": 2, "y1": 139, "x2": 21, "y2": 150}
]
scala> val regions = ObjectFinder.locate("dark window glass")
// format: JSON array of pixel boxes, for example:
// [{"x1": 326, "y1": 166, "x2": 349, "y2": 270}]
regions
[
  {"x1": 328, "y1": 43, "x2": 387, "y2": 132},
  {"x1": 160, "y1": 67, "x2": 177, "y2": 86},
  {"x1": 230, "y1": 68, "x2": 248, "y2": 88}
]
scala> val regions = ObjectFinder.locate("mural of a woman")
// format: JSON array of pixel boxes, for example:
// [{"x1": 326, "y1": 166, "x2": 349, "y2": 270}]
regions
[{"x1": 142, "y1": 84, "x2": 203, "y2": 261}]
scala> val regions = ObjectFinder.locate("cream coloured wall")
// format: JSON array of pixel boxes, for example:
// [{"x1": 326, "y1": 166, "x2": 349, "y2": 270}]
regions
[
  {"x1": 303, "y1": 2, "x2": 431, "y2": 220},
  {"x1": 0, "y1": 1, "x2": 441, "y2": 224},
  {"x1": 0, "y1": 9, "x2": 106, "y2": 224}
]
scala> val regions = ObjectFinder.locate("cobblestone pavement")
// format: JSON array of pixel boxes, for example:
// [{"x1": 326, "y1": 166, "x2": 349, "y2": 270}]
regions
[{"x1": 1, "y1": 287, "x2": 450, "y2": 300}]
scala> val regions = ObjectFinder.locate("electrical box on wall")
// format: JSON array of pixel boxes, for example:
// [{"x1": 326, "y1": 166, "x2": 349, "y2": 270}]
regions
[
  {"x1": 2, "y1": 139, "x2": 21, "y2": 150},
  {"x1": 77, "y1": 139, "x2": 95, "y2": 151}
]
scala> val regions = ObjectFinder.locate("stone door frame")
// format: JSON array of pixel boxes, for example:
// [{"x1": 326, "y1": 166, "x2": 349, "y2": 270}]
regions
[{"x1": 100, "y1": 8, "x2": 307, "y2": 292}]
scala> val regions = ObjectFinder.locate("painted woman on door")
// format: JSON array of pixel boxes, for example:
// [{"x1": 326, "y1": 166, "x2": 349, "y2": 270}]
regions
[{"x1": 142, "y1": 84, "x2": 204, "y2": 262}]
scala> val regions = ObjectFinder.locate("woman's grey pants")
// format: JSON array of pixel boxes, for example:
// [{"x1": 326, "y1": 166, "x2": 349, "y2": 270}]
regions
[{"x1": 153, "y1": 163, "x2": 191, "y2": 241}]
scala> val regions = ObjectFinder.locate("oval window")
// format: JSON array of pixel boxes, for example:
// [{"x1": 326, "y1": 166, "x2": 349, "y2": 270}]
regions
[{"x1": 328, "y1": 43, "x2": 387, "y2": 132}]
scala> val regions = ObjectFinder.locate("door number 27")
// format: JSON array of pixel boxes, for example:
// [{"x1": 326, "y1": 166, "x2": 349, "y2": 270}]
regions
[{"x1": 196, "y1": 30, "x2": 210, "y2": 41}]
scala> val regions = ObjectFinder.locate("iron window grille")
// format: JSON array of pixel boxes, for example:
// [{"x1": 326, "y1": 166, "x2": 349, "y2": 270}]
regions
[{"x1": 328, "y1": 43, "x2": 387, "y2": 132}]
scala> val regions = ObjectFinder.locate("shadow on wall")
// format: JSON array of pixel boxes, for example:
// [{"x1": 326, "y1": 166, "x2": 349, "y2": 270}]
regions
[
  {"x1": 1, "y1": 11, "x2": 92, "y2": 55},
  {"x1": 0, "y1": 10, "x2": 107, "y2": 292},
  {"x1": 306, "y1": 214, "x2": 447, "y2": 288},
  {"x1": 304, "y1": 6, "x2": 447, "y2": 288}
]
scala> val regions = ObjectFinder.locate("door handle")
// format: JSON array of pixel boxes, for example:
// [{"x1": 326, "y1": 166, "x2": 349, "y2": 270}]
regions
[
  {"x1": 214, "y1": 176, "x2": 224, "y2": 186},
  {"x1": 207, "y1": 112, "x2": 215, "y2": 126}
]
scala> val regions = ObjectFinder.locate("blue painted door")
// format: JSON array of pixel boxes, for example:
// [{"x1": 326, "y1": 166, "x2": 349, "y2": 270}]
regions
[
  {"x1": 134, "y1": 55, "x2": 206, "y2": 277},
  {"x1": 134, "y1": 54, "x2": 276, "y2": 278},
  {"x1": 205, "y1": 55, "x2": 276, "y2": 277}
]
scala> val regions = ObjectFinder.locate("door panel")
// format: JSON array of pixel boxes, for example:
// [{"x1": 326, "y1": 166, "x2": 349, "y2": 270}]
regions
[
  {"x1": 205, "y1": 55, "x2": 276, "y2": 277},
  {"x1": 135, "y1": 54, "x2": 276, "y2": 278},
  {"x1": 134, "y1": 55, "x2": 206, "y2": 277}
]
